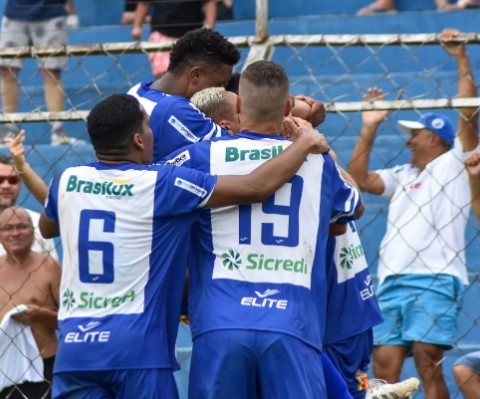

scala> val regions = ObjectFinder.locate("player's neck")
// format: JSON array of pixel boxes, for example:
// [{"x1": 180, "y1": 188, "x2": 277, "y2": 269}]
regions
[
  {"x1": 150, "y1": 73, "x2": 187, "y2": 97},
  {"x1": 95, "y1": 153, "x2": 146, "y2": 165},
  {"x1": 240, "y1": 118, "x2": 283, "y2": 136},
  {"x1": 5, "y1": 249, "x2": 33, "y2": 266}
]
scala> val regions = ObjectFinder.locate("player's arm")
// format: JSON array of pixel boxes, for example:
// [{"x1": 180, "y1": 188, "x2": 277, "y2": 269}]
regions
[
  {"x1": 11, "y1": 260, "x2": 59, "y2": 330},
  {"x1": 206, "y1": 122, "x2": 330, "y2": 208},
  {"x1": 292, "y1": 95, "x2": 326, "y2": 127},
  {"x1": 39, "y1": 176, "x2": 61, "y2": 239},
  {"x1": 39, "y1": 212, "x2": 59, "y2": 238},
  {"x1": 11, "y1": 304, "x2": 58, "y2": 329},
  {"x1": 348, "y1": 88, "x2": 387, "y2": 195},
  {"x1": 5, "y1": 131, "x2": 48, "y2": 205},
  {"x1": 328, "y1": 147, "x2": 365, "y2": 219},
  {"x1": 204, "y1": 0, "x2": 217, "y2": 29},
  {"x1": 441, "y1": 29, "x2": 479, "y2": 152},
  {"x1": 131, "y1": 1, "x2": 150, "y2": 40},
  {"x1": 465, "y1": 150, "x2": 480, "y2": 222}
]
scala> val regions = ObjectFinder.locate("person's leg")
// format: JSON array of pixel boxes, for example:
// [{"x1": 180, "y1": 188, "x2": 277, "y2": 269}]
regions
[
  {"x1": 321, "y1": 352, "x2": 354, "y2": 399},
  {"x1": 372, "y1": 345, "x2": 409, "y2": 382},
  {"x1": 53, "y1": 371, "x2": 114, "y2": 399},
  {"x1": 256, "y1": 332, "x2": 326, "y2": 399},
  {"x1": 31, "y1": 17, "x2": 71, "y2": 144},
  {"x1": 0, "y1": 67, "x2": 20, "y2": 114},
  {"x1": 0, "y1": 17, "x2": 27, "y2": 121},
  {"x1": 40, "y1": 69, "x2": 64, "y2": 113},
  {"x1": 412, "y1": 342, "x2": 449, "y2": 399},
  {"x1": 453, "y1": 352, "x2": 480, "y2": 399},
  {"x1": 189, "y1": 330, "x2": 256, "y2": 399},
  {"x1": 324, "y1": 330, "x2": 374, "y2": 399},
  {"x1": 404, "y1": 275, "x2": 463, "y2": 399},
  {"x1": 371, "y1": 278, "x2": 410, "y2": 382},
  {"x1": 114, "y1": 368, "x2": 179, "y2": 399}
]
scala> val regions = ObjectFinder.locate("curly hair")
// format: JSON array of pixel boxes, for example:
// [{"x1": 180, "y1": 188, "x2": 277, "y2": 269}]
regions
[
  {"x1": 168, "y1": 28, "x2": 240, "y2": 73},
  {"x1": 87, "y1": 94, "x2": 144, "y2": 155}
]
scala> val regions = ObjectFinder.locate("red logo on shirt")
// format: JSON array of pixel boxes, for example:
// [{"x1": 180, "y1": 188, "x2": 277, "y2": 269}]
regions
[{"x1": 409, "y1": 182, "x2": 421, "y2": 189}]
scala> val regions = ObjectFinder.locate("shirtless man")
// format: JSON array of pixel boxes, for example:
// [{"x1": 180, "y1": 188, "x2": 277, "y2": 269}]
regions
[{"x1": 0, "y1": 206, "x2": 60, "y2": 399}]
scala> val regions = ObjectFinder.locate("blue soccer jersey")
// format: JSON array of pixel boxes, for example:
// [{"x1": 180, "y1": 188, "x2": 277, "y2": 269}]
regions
[
  {"x1": 128, "y1": 81, "x2": 226, "y2": 161},
  {"x1": 164, "y1": 132, "x2": 361, "y2": 349},
  {"x1": 43, "y1": 162, "x2": 216, "y2": 373},
  {"x1": 323, "y1": 222, "x2": 383, "y2": 345}
]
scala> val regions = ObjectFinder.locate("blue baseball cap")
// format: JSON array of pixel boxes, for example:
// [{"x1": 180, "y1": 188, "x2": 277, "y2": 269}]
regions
[{"x1": 397, "y1": 113, "x2": 455, "y2": 149}]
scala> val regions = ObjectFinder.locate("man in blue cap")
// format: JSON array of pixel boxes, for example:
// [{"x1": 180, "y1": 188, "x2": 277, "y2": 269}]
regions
[{"x1": 348, "y1": 28, "x2": 478, "y2": 399}]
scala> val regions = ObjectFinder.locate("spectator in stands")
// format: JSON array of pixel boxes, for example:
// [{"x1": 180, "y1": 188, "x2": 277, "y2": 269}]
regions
[
  {"x1": 0, "y1": 0, "x2": 77, "y2": 145},
  {"x1": 0, "y1": 206, "x2": 59, "y2": 399},
  {"x1": 465, "y1": 150, "x2": 480, "y2": 222},
  {"x1": 357, "y1": 0, "x2": 478, "y2": 14},
  {"x1": 452, "y1": 152, "x2": 480, "y2": 399},
  {"x1": 348, "y1": 28, "x2": 478, "y2": 399},
  {"x1": 453, "y1": 352, "x2": 480, "y2": 399},
  {"x1": 131, "y1": 0, "x2": 217, "y2": 78},
  {"x1": 0, "y1": 151, "x2": 56, "y2": 259}
]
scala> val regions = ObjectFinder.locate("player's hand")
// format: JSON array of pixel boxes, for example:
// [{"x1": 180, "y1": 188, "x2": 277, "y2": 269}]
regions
[
  {"x1": 293, "y1": 95, "x2": 326, "y2": 126},
  {"x1": 284, "y1": 116, "x2": 330, "y2": 154},
  {"x1": 4, "y1": 130, "x2": 28, "y2": 174},
  {"x1": 441, "y1": 28, "x2": 467, "y2": 59},
  {"x1": 465, "y1": 150, "x2": 480, "y2": 178},
  {"x1": 362, "y1": 87, "x2": 389, "y2": 127},
  {"x1": 131, "y1": 26, "x2": 142, "y2": 41},
  {"x1": 11, "y1": 304, "x2": 41, "y2": 325}
]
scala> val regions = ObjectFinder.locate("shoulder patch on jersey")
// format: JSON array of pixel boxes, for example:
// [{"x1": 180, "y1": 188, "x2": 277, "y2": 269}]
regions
[
  {"x1": 174, "y1": 177, "x2": 207, "y2": 198},
  {"x1": 165, "y1": 150, "x2": 191, "y2": 166},
  {"x1": 168, "y1": 115, "x2": 199, "y2": 143}
]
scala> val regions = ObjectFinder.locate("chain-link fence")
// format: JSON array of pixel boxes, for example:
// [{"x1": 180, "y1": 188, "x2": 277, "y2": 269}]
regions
[{"x1": 0, "y1": 25, "x2": 479, "y2": 399}]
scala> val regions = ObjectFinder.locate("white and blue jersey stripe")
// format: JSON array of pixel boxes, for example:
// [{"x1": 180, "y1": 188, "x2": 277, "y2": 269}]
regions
[
  {"x1": 44, "y1": 162, "x2": 216, "y2": 372},
  {"x1": 128, "y1": 81, "x2": 226, "y2": 162},
  {"x1": 164, "y1": 132, "x2": 361, "y2": 350},
  {"x1": 323, "y1": 221, "x2": 383, "y2": 345}
]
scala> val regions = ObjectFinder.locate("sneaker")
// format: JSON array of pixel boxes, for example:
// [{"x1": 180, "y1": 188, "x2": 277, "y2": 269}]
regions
[
  {"x1": 366, "y1": 377, "x2": 420, "y2": 399},
  {"x1": 1, "y1": 123, "x2": 20, "y2": 141},
  {"x1": 51, "y1": 124, "x2": 87, "y2": 146}
]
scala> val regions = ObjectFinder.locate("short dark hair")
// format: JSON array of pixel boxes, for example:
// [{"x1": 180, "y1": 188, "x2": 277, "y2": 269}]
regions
[
  {"x1": 225, "y1": 72, "x2": 241, "y2": 94},
  {"x1": 239, "y1": 61, "x2": 290, "y2": 122},
  {"x1": 87, "y1": 94, "x2": 144, "y2": 155},
  {"x1": 168, "y1": 28, "x2": 240, "y2": 73},
  {"x1": 0, "y1": 154, "x2": 13, "y2": 166},
  {"x1": 241, "y1": 61, "x2": 289, "y2": 91}
]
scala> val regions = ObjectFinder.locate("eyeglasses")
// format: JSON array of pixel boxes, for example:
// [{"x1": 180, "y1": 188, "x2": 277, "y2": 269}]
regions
[
  {"x1": 0, "y1": 223, "x2": 32, "y2": 232},
  {"x1": 0, "y1": 175, "x2": 20, "y2": 185}
]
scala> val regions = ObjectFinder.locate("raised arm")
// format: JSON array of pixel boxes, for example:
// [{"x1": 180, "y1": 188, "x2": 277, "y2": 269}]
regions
[
  {"x1": 441, "y1": 28, "x2": 479, "y2": 152},
  {"x1": 131, "y1": 1, "x2": 150, "y2": 40},
  {"x1": 206, "y1": 119, "x2": 330, "y2": 207},
  {"x1": 5, "y1": 131, "x2": 49, "y2": 205},
  {"x1": 465, "y1": 150, "x2": 480, "y2": 222},
  {"x1": 348, "y1": 87, "x2": 387, "y2": 195},
  {"x1": 204, "y1": 0, "x2": 217, "y2": 29}
]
